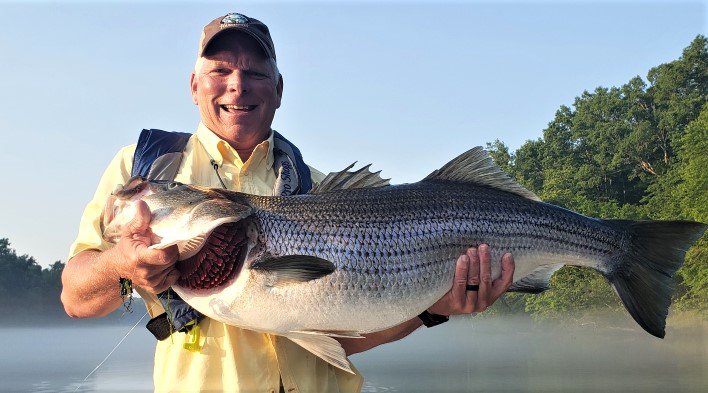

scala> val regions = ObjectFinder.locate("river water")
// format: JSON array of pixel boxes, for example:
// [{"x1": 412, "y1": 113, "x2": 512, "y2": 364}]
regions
[{"x1": 2, "y1": 314, "x2": 705, "y2": 392}]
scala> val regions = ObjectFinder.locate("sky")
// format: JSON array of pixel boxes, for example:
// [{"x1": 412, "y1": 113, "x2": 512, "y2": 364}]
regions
[{"x1": 0, "y1": 0, "x2": 704, "y2": 267}]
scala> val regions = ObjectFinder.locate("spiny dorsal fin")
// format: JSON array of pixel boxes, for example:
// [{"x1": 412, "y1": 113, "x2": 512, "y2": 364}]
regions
[
  {"x1": 424, "y1": 147, "x2": 541, "y2": 201},
  {"x1": 250, "y1": 255, "x2": 335, "y2": 286},
  {"x1": 310, "y1": 163, "x2": 390, "y2": 194},
  {"x1": 284, "y1": 332, "x2": 355, "y2": 374}
]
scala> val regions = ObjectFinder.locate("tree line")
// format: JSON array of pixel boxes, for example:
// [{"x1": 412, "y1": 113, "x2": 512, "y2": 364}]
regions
[
  {"x1": 0, "y1": 238, "x2": 143, "y2": 325},
  {"x1": 487, "y1": 35, "x2": 707, "y2": 318},
  {"x1": 1, "y1": 36, "x2": 705, "y2": 323},
  {"x1": 0, "y1": 238, "x2": 67, "y2": 322}
]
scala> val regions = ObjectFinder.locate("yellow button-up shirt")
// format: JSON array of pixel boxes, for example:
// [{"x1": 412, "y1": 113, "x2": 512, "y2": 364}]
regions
[{"x1": 69, "y1": 123, "x2": 363, "y2": 393}]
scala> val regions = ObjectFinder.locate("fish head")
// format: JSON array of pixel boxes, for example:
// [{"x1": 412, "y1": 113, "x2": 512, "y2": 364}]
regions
[{"x1": 101, "y1": 177, "x2": 253, "y2": 259}]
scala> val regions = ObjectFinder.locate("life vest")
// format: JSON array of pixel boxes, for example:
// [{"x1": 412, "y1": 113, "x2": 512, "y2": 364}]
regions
[{"x1": 130, "y1": 128, "x2": 313, "y2": 340}]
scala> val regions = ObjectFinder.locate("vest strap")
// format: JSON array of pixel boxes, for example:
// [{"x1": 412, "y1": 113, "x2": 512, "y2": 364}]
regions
[{"x1": 146, "y1": 313, "x2": 173, "y2": 340}]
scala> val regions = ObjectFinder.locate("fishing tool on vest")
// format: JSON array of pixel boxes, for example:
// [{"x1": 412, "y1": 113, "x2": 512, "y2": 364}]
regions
[{"x1": 119, "y1": 277, "x2": 134, "y2": 314}]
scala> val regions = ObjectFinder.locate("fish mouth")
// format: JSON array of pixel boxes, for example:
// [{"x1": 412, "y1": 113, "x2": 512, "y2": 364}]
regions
[
  {"x1": 176, "y1": 222, "x2": 249, "y2": 290},
  {"x1": 101, "y1": 176, "x2": 157, "y2": 242}
]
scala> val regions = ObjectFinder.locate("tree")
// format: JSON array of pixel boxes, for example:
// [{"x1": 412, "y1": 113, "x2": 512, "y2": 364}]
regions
[
  {"x1": 0, "y1": 238, "x2": 66, "y2": 319},
  {"x1": 496, "y1": 36, "x2": 708, "y2": 318}
]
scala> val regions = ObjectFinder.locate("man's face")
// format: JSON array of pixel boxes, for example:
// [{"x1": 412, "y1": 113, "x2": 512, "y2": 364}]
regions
[{"x1": 191, "y1": 32, "x2": 283, "y2": 146}]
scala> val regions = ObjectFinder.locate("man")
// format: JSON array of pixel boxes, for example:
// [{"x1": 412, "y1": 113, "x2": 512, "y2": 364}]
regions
[{"x1": 61, "y1": 13, "x2": 515, "y2": 392}]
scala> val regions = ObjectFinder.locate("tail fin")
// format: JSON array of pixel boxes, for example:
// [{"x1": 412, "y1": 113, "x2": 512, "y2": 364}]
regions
[{"x1": 605, "y1": 220, "x2": 706, "y2": 338}]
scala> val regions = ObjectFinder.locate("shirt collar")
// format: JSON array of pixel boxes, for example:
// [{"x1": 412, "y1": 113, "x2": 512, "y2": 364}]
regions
[{"x1": 195, "y1": 122, "x2": 275, "y2": 168}]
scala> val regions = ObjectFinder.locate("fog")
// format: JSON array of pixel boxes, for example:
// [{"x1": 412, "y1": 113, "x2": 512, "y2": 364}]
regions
[{"x1": 2, "y1": 313, "x2": 705, "y2": 392}]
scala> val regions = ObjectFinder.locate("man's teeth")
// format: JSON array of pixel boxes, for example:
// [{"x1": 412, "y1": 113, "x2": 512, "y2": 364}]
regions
[{"x1": 223, "y1": 104, "x2": 255, "y2": 110}]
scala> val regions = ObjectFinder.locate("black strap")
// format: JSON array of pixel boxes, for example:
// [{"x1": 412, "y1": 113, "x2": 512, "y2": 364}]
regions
[
  {"x1": 146, "y1": 313, "x2": 173, "y2": 340},
  {"x1": 418, "y1": 310, "x2": 449, "y2": 328}
]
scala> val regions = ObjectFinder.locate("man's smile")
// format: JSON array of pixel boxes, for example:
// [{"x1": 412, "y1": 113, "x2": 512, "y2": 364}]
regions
[{"x1": 221, "y1": 104, "x2": 257, "y2": 112}]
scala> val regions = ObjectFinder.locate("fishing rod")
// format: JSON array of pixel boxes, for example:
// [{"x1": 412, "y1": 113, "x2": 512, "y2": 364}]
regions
[{"x1": 72, "y1": 310, "x2": 149, "y2": 392}]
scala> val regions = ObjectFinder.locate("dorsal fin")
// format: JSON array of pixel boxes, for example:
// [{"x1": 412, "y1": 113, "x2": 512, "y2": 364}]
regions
[
  {"x1": 424, "y1": 147, "x2": 541, "y2": 201},
  {"x1": 310, "y1": 163, "x2": 390, "y2": 194}
]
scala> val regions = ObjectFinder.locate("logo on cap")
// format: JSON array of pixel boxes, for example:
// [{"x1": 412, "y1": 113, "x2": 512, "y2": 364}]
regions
[{"x1": 221, "y1": 13, "x2": 249, "y2": 25}]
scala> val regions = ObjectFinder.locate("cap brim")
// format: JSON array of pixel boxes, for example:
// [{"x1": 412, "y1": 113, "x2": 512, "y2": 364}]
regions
[{"x1": 201, "y1": 27, "x2": 275, "y2": 60}]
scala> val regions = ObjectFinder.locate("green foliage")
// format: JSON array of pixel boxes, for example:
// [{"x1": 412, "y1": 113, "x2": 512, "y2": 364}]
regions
[
  {"x1": 0, "y1": 238, "x2": 66, "y2": 320},
  {"x1": 495, "y1": 35, "x2": 708, "y2": 319},
  {"x1": 645, "y1": 103, "x2": 708, "y2": 222},
  {"x1": 644, "y1": 104, "x2": 708, "y2": 314},
  {"x1": 524, "y1": 267, "x2": 622, "y2": 320},
  {"x1": 672, "y1": 237, "x2": 708, "y2": 315}
]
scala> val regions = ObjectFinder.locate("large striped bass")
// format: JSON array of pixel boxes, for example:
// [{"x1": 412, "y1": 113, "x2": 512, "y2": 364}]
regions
[{"x1": 101, "y1": 147, "x2": 705, "y2": 373}]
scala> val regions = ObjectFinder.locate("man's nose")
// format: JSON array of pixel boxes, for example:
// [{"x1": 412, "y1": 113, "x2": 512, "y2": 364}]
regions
[{"x1": 227, "y1": 71, "x2": 248, "y2": 93}]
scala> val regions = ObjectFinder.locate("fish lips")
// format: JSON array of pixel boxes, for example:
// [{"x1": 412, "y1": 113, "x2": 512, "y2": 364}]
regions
[{"x1": 100, "y1": 177, "x2": 157, "y2": 242}]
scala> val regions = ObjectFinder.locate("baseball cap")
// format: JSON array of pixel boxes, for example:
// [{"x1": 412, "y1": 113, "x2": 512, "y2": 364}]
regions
[{"x1": 199, "y1": 13, "x2": 276, "y2": 60}]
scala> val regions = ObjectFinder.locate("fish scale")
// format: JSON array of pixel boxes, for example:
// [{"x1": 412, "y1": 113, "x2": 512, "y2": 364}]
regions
[{"x1": 252, "y1": 182, "x2": 612, "y2": 275}]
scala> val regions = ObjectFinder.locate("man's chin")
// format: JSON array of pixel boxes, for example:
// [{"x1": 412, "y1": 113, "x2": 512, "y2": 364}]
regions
[{"x1": 212, "y1": 124, "x2": 270, "y2": 144}]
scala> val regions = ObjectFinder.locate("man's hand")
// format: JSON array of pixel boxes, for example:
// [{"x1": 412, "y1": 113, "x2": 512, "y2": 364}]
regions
[
  {"x1": 112, "y1": 200, "x2": 180, "y2": 294},
  {"x1": 428, "y1": 244, "x2": 515, "y2": 316},
  {"x1": 62, "y1": 200, "x2": 180, "y2": 317}
]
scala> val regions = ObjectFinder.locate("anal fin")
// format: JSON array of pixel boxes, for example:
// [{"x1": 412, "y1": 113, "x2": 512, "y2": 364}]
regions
[
  {"x1": 508, "y1": 263, "x2": 563, "y2": 293},
  {"x1": 284, "y1": 332, "x2": 355, "y2": 374}
]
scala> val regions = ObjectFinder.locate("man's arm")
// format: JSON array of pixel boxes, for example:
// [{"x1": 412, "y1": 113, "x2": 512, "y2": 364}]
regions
[
  {"x1": 337, "y1": 244, "x2": 515, "y2": 355},
  {"x1": 61, "y1": 201, "x2": 180, "y2": 318}
]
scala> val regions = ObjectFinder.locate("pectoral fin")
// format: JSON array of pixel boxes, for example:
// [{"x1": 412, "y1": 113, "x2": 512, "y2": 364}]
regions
[
  {"x1": 250, "y1": 255, "x2": 335, "y2": 286},
  {"x1": 284, "y1": 332, "x2": 355, "y2": 374}
]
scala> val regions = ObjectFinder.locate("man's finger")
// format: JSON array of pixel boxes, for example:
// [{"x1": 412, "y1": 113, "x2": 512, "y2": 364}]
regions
[
  {"x1": 452, "y1": 253, "x2": 470, "y2": 310},
  {"x1": 476, "y1": 244, "x2": 492, "y2": 311},
  {"x1": 464, "y1": 247, "x2": 480, "y2": 312},
  {"x1": 123, "y1": 200, "x2": 152, "y2": 237},
  {"x1": 492, "y1": 252, "x2": 515, "y2": 300},
  {"x1": 136, "y1": 265, "x2": 179, "y2": 294},
  {"x1": 139, "y1": 245, "x2": 179, "y2": 267},
  {"x1": 154, "y1": 269, "x2": 181, "y2": 293}
]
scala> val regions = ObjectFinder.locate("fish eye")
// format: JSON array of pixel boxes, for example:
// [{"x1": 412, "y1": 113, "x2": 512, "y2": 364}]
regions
[{"x1": 168, "y1": 182, "x2": 179, "y2": 189}]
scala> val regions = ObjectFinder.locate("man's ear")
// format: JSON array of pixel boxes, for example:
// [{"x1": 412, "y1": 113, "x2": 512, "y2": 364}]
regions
[
  {"x1": 190, "y1": 71, "x2": 198, "y2": 105},
  {"x1": 276, "y1": 74, "x2": 283, "y2": 109}
]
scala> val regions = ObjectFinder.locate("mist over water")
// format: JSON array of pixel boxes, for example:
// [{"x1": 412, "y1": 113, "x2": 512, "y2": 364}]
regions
[
  {"x1": 2, "y1": 313, "x2": 705, "y2": 392},
  {"x1": 356, "y1": 314, "x2": 707, "y2": 392}
]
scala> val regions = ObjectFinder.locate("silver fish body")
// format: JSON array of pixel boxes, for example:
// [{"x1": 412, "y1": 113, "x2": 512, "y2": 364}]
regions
[{"x1": 225, "y1": 181, "x2": 618, "y2": 334}]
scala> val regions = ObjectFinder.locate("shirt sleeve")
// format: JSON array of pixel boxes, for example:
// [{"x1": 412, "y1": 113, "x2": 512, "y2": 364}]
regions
[{"x1": 68, "y1": 145, "x2": 137, "y2": 260}]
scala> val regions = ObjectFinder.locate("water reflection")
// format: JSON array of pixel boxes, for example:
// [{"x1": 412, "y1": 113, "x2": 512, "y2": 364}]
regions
[
  {"x1": 354, "y1": 314, "x2": 707, "y2": 392},
  {"x1": 1, "y1": 314, "x2": 705, "y2": 392}
]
